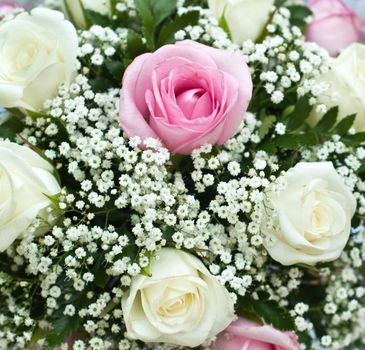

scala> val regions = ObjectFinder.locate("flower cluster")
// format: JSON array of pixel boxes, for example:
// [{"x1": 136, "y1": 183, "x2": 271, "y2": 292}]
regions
[{"x1": 0, "y1": 0, "x2": 364, "y2": 349}]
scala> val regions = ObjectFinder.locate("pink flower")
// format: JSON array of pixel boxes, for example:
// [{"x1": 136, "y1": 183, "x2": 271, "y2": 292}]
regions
[
  {"x1": 119, "y1": 40, "x2": 252, "y2": 155},
  {"x1": 306, "y1": 0, "x2": 365, "y2": 56},
  {"x1": 212, "y1": 318, "x2": 301, "y2": 350},
  {"x1": 0, "y1": 1, "x2": 23, "y2": 12}
]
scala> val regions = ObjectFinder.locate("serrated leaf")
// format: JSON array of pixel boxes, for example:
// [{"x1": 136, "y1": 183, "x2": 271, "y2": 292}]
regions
[
  {"x1": 346, "y1": 132, "x2": 365, "y2": 145},
  {"x1": 276, "y1": 132, "x2": 318, "y2": 150},
  {"x1": 157, "y1": 10, "x2": 200, "y2": 47},
  {"x1": 333, "y1": 114, "x2": 356, "y2": 136},
  {"x1": 135, "y1": 0, "x2": 177, "y2": 50},
  {"x1": 286, "y1": 95, "x2": 312, "y2": 132},
  {"x1": 313, "y1": 106, "x2": 338, "y2": 132},
  {"x1": 258, "y1": 115, "x2": 276, "y2": 139},
  {"x1": 238, "y1": 294, "x2": 295, "y2": 331}
]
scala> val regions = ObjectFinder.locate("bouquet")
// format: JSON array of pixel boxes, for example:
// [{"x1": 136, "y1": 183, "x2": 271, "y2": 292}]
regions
[{"x1": 0, "y1": 0, "x2": 365, "y2": 349}]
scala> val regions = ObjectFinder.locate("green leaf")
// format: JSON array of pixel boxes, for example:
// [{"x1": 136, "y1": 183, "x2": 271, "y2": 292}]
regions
[
  {"x1": 286, "y1": 95, "x2": 312, "y2": 132},
  {"x1": 84, "y1": 9, "x2": 111, "y2": 27},
  {"x1": 44, "y1": 192, "x2": 62, "y2": 208},
  {"x1": 28, "y1": 327, "x2": 48, "y2": 350},
  {"x1": 238, "y1": 294, "x2": 295, "y2": 331},
  {"x1": 135, "y1": 0, "x2": 177, "y2": 50},
  {"x1": 127, "y1": 30, "x2": 148, "y2": 60},
  {"x1": 140, "y1": 250, "x2": 155, "y2": 277},
  {"x1": 275, "y1": 0, "x2": 286, "y2": 7},
  {"x1": 343, "y1": 340, "x2": 365, "y2": 350},
  {"x1": 105, "y1": 60, "x2": 123, "y2": 82},
  {"x1": 333, "y1": 114, "x2": 356, "y2": 136},
  {"x1": 276, "y1": 132, "x2": 318, "y2": 150},
  {"x1": 258, "y1": 115, "x2": 276, "y2": 139},
  {"x1": 157, "y1": 10, "x2": 200, "y2": 47},
  {"x1": 90, "y1": 76, "x2": 112, "y2": 92},
  {"x1": 287, "y1": 5, "x2": 313, "y2": 28},
  {"x1": 92, "y1": 255, "x2": 110, "y2": 288},
  {"x1": 46, "y1": 316, "x2": 79, "y2": 347},
  {"x1": 345, "y1": 132, "x2": 365, "y2": 145},
  {"x1": 0, "y1": 114, "x2": 24, "y2": 141},
  {"x1": 313, "y1": 106, "x2": 338, "y2": 132},
  {"x1": 218, "y1": 14, "x2": 231, "y2": 39}
]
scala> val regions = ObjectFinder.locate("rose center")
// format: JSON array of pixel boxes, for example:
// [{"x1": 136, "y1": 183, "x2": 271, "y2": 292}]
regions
[
  {"x1": 15, "y1": 43, "x2": 38, "y2": 70},
  {"x1": 312, "y1": 203, "x2": 333, "y2": 233},
  {"x1": 176, "y1": 88, "x2": 212, "y2": 120},
  {"x1": 158, "y1": 293, "x2": 193, "y2": 317}
]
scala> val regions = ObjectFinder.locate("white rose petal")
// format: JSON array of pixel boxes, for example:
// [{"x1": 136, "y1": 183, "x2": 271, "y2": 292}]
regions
[
  {"x1": 308, "y1": 43, "x2": 365, "y2": 132},
  {"x1": 0, "y1": 141, "x2": 61, "y2": 251},
  {"x1": 263, "y1": 162, "x2": 356, "y2": 266},
  {"x1": 0, "y1": 8, "x2": 78, "y2": 111},
  {"x1": 208, "y1": 0, "x2": 275, "y2": 44},
  {"x1": 122, "y1": 248, "x2": 235, "y2": 347}
]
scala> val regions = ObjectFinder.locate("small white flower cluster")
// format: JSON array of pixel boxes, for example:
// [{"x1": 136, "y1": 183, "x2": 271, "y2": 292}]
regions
[
  {"x1": 242, "y1": 8, "x2": 331, "y2": 105},
  {"x1": 298, "y1": 226, "x2": 365, "y2": 350},
  {"x1": 0, "y1": 273, "x2": 34, "y2": 350},
  {"x1": 175, "y1": 4, "x2": 236, "y2": 49},
  {"x1": 1, "y1": 4, "x2": 364, "y2": 350},
  {"x1": 78, "y1": 25, "x2": 128, "y2": 69},
  {"x1": 115, "y1": 0, "x2": 136, "y2": 17}
]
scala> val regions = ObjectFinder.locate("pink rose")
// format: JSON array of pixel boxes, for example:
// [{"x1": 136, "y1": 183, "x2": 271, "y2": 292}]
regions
[
  {"x1": 212, "y1": 318, "x2": 301, "y2": 350},
  {"x1": 119, "y1": 40, "x2": 252, "y2": 155},
  {"x1": 0, "y1": 1, "x2": 23, "y2": 12},
  {"x1": 306, "y1": 0, "x2": 365, "y2": 56}
]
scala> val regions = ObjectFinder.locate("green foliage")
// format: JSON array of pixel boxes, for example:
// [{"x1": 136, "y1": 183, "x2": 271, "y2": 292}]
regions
[
  {"x1": 258, "y1": 115, "x2": 277, "y2": 139},
  {"x1": 126, "y1": 30, "x2": 148, "y2": 60},
  {"x1": 92, "y1": 254, "x2": 110, "y2": 288},
  {"x1": 46, "y1": 316, "x2": 80, "y2": 347},
  {"x1": 105, "y1": 59, "x2": 124, "y2": 82},
  {"x1": 157, "y1": 10, "x2": 200, "y2": 47},
  {"x1": 275, "y1": 132, "x2": 318, "y2": 150},
  {"x1": 0, "y1": 113, "x2": 24, "y2": 141},
  {"x1": 333, "y1": 114, "x2": 356, "y2": 136},
  {"x1": 238, "y1": 292, "x2": 295, "y2": 331},
  {"x1": 285, "y1": 95, "x2": 312, "y2": 132},
  {"x1": 343, "y1": 341, "x2": 365, "y2": 350},
  {"x1": 135, "y1": 0, "x2": 177, "y2": 50},
  {"x1": 287, "y1": 5, "x2": 313, "y2": 29},
  {"x1": 313, "y1": 106, "x2": 338, "y2": 132},
  {"x1": 84, "y1": 9, "x2": 111, "y2": 27},
  {"x1": 218, "y1": 15, "x2": 232, "y2": 40},
  {"x1": 275, "y1": 0, "x2": 287, "y2": 7}
]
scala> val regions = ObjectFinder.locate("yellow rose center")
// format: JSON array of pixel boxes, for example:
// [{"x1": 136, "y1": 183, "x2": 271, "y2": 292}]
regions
[
  {"x1": 158, "y1": 292, "x2": 194, "y2": 317},
  {"x1": 15, "y1": 43, "x2": 38, "y2": 71}
]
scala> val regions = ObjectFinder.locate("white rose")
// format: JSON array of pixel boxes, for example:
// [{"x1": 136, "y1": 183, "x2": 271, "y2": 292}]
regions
[
  {"x1": 122, "y1": 248, "x2": 234, "y2": 347},
  {"x1": 0, "y1": 141, "x2": 61, "y2": 251},
  {"x1": 0, "y1": 8, "x2": 78, "y2": 111},
  {"x1": 64, "y1": 0, "x2": 110, "y2": 29},
  {"x1": 308, "y1": 43, "x2": 365, "y2": 132},
  {"x1": 263, "y1": 162, "x2": 356, "y2": 266},
  {"x1": 208, "y1": 0, "x2": 275, "y2": 44}
]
